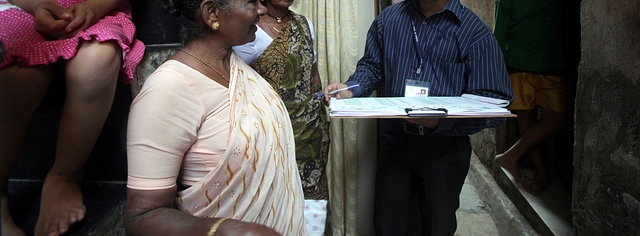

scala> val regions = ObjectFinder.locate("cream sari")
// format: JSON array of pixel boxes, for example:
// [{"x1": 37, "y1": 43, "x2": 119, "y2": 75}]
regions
[{"x1": 176, "y1": 54, "x2": 307, "y2": 235}]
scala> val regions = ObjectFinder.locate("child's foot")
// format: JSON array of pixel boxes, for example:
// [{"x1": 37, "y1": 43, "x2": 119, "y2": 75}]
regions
[
  {"x1": 34, "y1": 175, "x2": 85, "y2": 236},
  {"x1": 2, "y1": 192, "x2": 27, "y2": 236},
  {"x1": 496, "y1": 153, "x2": 529, "y2": 182},
  {"x1": 524, "y1": 176, "x2": 550, "y2": 195}
]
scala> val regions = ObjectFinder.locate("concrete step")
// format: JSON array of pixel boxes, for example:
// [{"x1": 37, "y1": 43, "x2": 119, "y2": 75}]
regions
[
  {"x1": 497, "y1": 167, "x2": 574, "y2": 236},
  {"x1": 463, "y1": 154, "x2": 538, "y2": 236}
]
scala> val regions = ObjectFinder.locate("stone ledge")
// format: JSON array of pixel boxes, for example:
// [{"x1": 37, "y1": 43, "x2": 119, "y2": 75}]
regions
[
  {"x1": 495, "y1": 167, "x2": 573, "y2": 236},
  {"x1": 469, "y1": 153, "x2": 538, "y2": 235}
]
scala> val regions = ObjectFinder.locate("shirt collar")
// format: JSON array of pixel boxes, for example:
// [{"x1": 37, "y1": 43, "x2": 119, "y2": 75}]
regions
[{"x1": 409, "y1": 0, "x2": 463, "y2": 22}]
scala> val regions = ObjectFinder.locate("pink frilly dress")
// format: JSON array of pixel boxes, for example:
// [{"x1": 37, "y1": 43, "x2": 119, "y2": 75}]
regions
[{"x1": 0, "y1": 0, "x2": 145, "y2": 84}]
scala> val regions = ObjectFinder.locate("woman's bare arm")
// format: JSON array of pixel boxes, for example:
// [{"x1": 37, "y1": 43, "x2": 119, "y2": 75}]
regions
[
  {"x1": 311, "y1": 63, "x2": 322, "y2": 92},
  {"x1": 124, "y1": 187, "x2": 281, "y2": 236},
  {"x1": 124, "y1": 186, "x2": 215, "y2": 235}
]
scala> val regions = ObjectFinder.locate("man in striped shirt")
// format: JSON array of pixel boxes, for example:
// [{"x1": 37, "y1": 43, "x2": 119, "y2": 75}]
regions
[{"x1": 323, "y1": 0, "x2": 513, "y2": 234}]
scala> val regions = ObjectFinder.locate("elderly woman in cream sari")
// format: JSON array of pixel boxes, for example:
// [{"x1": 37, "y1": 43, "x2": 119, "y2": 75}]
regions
[
  {"x1": 233, "y1": 0, "x2": 331, "y2": 232},
  {"x1": 123, "y1": 0, "x2": 307, "y2": 235}
]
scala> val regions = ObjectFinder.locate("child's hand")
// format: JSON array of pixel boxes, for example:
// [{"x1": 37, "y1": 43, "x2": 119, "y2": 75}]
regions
[
  {"x1": 33, "y1": 1, "x2": 73, "y2": 38},
  {"x1": 58, "y1": 1, "x2": 100, "y2": 39}
]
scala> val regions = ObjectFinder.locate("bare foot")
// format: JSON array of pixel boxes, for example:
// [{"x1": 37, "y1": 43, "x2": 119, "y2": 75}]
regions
[
  {"x1": 524, "y1": 176, "x2": 549, "y2": 195},
  {"x1": 34, "y1": 175, "x2": 86, "y2": 236},
  {"x1": 2, "y1": 192, "x2": 27, "y2": 236},
  {"x1": 495, "y1": 153, "x2": 529, "y2": 182}
]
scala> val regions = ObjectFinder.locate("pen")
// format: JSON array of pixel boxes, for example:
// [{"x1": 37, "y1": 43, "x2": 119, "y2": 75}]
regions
[{"x1": 314, "y1": 84, "x2": 360, "y2": 99}]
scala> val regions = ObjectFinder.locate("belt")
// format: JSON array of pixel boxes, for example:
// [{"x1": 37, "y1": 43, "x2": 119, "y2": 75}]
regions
[{"x1": 402, "y1": 122, "x2": 433, "y2": 136}]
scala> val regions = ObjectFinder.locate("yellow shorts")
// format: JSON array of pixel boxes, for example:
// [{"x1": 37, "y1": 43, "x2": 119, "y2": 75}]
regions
[{"x1": 508, "y1": 72, "x2": 568, "y2": 113}]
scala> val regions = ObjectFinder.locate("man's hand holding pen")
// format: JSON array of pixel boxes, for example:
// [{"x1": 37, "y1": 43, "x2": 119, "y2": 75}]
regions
[{"x1": 320, "y1": 83, "x2": 357, "y2": 105}]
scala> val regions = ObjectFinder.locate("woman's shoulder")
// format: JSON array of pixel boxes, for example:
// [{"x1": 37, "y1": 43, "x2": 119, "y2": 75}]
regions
[
  {"x1": 144, "y1": 60, "x2": 208, "y2": 89},
  {"x1": 290, "y1": 12, "x2": 314, "y2": 38},
  {"x1": 291, "y1": 12, "x2": 308, "y2": 21},
  {"x1": 147, "y1": 60, "x2": 191, "y2": 80},
  {"x1": 140, "y1": 60, "x2": 228, "y2": 104}
]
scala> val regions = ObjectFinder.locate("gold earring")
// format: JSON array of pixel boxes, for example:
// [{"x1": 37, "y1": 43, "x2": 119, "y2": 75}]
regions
[{"x1": 212, "y1": 22, "x2": 220, "y2": 31}]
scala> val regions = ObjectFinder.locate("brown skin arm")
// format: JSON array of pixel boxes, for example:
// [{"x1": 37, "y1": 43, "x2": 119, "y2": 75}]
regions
[
  {"x1": 124, "y1": 186, "x2": 281, "y2": 236},
  {"x1": 311, "y1": 63, "x2": 322, "y2": 92}
]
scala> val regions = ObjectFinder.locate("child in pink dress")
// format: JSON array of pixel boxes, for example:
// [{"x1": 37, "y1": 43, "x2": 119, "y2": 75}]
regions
[{"x1": 0, "y1": 0, "x2": 144, "y2": 235}]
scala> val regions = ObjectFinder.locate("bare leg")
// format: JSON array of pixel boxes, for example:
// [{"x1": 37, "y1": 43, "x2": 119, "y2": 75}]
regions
[
  {"x1": 523, "y1": 107, "x2": 566, "y2": 195},
  {"x1": 497, "y1": 107, "x2": 566, "y2": 186},
  {"x1": 523, "y1": 147, "x2": 549, "y2": 195},
  {"x1": 0, "y1": 64, "x2": 52, "y2": 236},
  {"x1": 35, "y1": 40, "x2": 121, "y2": 236},
  {"x1": 496, "y1": 109, "x2": 537, "y2": 182}
]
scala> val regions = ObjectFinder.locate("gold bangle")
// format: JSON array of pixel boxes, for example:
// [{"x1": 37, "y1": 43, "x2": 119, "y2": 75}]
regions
[{"x1": 207, "y1": 217, "x2": 229, "y2": 236}]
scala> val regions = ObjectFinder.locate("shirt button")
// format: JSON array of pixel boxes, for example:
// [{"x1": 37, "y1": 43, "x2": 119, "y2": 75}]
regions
[{"x1": 423, "y1": 21, "x2": 427, "y2": 25}]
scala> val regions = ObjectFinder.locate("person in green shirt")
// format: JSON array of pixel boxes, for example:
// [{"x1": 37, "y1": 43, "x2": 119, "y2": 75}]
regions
[{"x1": 493, "y1": 0, "x2": 568, "y2": 195}]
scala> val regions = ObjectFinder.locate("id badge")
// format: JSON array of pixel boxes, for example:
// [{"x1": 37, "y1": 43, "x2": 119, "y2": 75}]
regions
[{"x1": 405, "y1": 79, "x2": 429, "y2": 97}]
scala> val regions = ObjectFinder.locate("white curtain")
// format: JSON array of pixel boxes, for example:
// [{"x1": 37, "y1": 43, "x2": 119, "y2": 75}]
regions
[{"x1": 291, "y1": 0, "x2": 365, "y2": 235}]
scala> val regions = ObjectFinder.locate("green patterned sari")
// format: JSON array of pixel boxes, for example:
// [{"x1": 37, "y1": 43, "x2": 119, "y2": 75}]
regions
[{"x1": 251, "y1": 12, "x2": 330, "y2": 200}]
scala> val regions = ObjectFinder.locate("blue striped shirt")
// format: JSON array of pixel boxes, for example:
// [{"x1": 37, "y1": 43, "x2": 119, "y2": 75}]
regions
[{"x1": 346, "y1": 0, "x2": 514, "y2": 136}]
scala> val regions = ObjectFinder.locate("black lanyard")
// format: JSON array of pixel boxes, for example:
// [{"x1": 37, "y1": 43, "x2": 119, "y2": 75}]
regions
[{"x1": 411, "y1": 20, "x2": 452, "y2": 76}]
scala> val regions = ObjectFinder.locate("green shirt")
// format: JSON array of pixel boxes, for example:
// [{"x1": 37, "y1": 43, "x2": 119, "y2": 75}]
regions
[{"x1": 494, "y1": 0, "x2": 565, "y2": 73}]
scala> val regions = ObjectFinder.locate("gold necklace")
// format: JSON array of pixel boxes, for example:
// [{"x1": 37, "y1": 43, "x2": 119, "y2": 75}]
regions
[
  {"x1": 266, "y1": 12, "x2": 289, "y2": 24},
  {"x1": 261, "y1": 15, "x2": 281, "y2": 35},
  {"x1": 267, "y1": 20, "x2": 280, "y2": 33},
  {"x1": 179, "y1": 48, "x2": 228, "y2": 82}
]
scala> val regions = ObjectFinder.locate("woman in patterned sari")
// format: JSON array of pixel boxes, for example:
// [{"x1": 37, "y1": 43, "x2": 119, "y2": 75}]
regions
[
  {"x1": 123, "y1": 0, "x2": 307, "y2": 235},
  {"x1": 233, "y1": 0, "x2": 331, "y2": 233}
]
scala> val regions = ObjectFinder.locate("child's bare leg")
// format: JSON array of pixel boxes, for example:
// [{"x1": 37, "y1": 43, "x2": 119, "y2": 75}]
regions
[
  {"x1": 35, "y1": 40, "x2": 121, "y2": 236},
  {"x1": 1, "y1": 64, "x2": 52, "y2": 236},
  {"x1": 496, "y1": 109, "x2": 537, "y2": 182},
  {"x1": 523, "y1": 107, "x2": 566, "y2": 195},
  {"x1": 523, "y1": 147, "x2": 549, "y2": 195}
]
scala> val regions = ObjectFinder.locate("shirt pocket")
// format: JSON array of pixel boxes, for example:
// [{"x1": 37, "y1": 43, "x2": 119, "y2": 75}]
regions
[{"x1": 429, "y1": 59, "x2": 466, "y2": 95}]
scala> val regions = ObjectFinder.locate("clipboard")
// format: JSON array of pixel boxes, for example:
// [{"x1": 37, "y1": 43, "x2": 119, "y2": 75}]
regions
[{"x1": 405, "y1": 107, "x2": 448, "y2": 117}]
